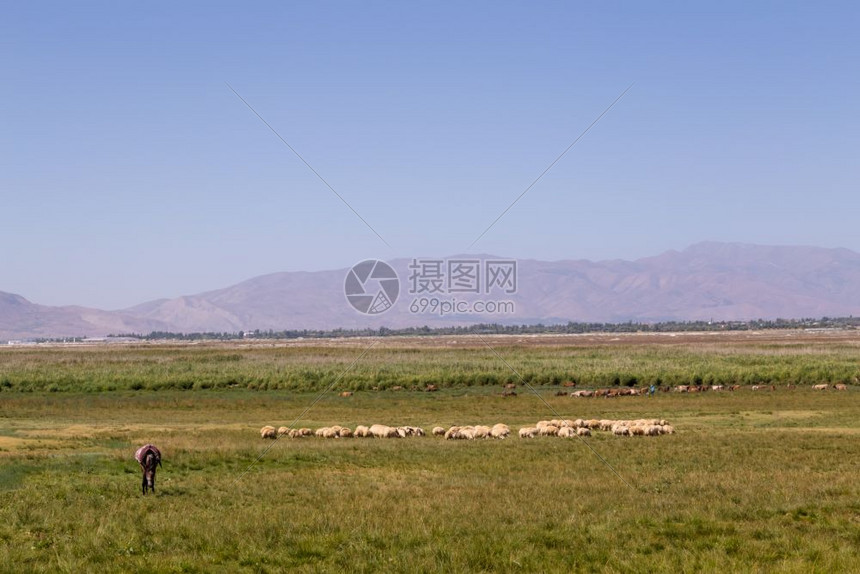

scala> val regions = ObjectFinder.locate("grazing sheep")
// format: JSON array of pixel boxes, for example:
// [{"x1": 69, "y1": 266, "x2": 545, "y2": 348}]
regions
[
  {"x1": 518, "y1": 427, "x2": 537, "y2": 439},
  {"x1": 299, "y1": 428, "x2": 313, "y2": 437},
  {"x1": 661, "y1": 424, "x2": 675, "y2": 434},
  {"x1": 490, "y1": 424, "x2": 510, "y2": 439},
  {"x1": 729, "y1": 385, "x2": 741, "y2": 391},
  {"x1": 432, "y1": 426, "x2": 445, "y2": 436},
  {"x1": 586, "y1": 419, "x2": 601, "y2": 429},
  {"x1": 260, "y1": 426, "x2": 277, "y2": 439},
  {"x1": 557, "y1": 426, "x2": 574, "y2": 438},
  {"x1": 711, "y1": 385, "x2": 724, "y2": 391},
  {"x1": 538, "y1": 425, "x2": 559, "y2": 437},
  {"x1": 340, "y1": 391, "x2": 353, "y2": 397},
  {"x1": 459, "y1": 427, "x2": 476, "y2": 440},
  {"x1": 834, "y1": 384, "x2": 848, "y2": 391},
  {"x1": 399, "y1": 426, "x2": 425, "y2": 437},
  {"x1": 288, "y1": 429, "x2": 301, "y2": 438},
  {"x1": 354, "y1": 425, "x2": 370, "y2": 438},
  {"x1": 338, "y1": 427, "x2": 353, "y2": 438},
  {"x1": 812, "y1": 384, "x2": 828, "y2": 391},
  {"x1": 612, "y1": 425, "x2": 631, "y2": 436},
  {"x1": 277, "y1": 426, "x2": 289, "y2": 436},
  {"x1": 576, "y1": 427, "x2": 591, "y2": 437},
  {"x1": 135, "y1": 444, "x2": 162, "y2": 495},
  {"x1": 445, "y1": 426, "x2": 476, "y2": 440},
  {"x1": 370, "y1": 424, "x2": 399, "y2": 438}
]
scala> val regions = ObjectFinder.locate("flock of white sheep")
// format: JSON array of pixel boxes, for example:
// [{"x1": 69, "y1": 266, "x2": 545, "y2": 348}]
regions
[
  {"x1": 518, "y1": 418, "x2": 674, "y2": 438},
  {"x1": 260, "y1": 419, "x2": 674, "y2": 440}
]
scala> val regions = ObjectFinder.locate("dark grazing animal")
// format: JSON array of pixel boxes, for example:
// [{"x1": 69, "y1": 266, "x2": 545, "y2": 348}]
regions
[{"x1": 135, "y1": 444, "x2": 162, "y2": 495}]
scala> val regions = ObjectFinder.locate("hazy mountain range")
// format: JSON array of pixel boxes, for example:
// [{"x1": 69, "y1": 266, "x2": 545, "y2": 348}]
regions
[{"x1": 3, "y1": 242, "x2": 860, "y2": 341}]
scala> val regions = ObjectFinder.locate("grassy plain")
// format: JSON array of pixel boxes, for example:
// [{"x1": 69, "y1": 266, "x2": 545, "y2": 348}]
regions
[
  {"x1": 1, "y1": 330, "x2": 858, "y2": 393},
  {"x1": 0, "y1": 332, "x2": 858, "y2": 572}
]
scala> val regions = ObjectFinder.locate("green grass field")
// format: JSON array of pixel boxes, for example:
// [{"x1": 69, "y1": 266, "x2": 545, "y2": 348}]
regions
[{"x1": 1, "y1": 334, "x2": 859, "y2": 572}]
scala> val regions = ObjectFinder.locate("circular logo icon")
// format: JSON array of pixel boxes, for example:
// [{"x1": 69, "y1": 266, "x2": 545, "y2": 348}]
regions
[{"x1": 344, "y1": 259, "x2": 399, "y2": 315}]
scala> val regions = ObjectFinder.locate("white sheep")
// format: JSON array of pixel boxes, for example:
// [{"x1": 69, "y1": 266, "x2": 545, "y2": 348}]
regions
[
  {"x1": 370, "y1": 424, "x2": 397, "y2": 438},
  {"x1": 576, "y1": 427, "x2": 591, "y2": 437},
  {"x1": 519, "y1": 427, "x2": 537, "y2": 438},
  {"x1": 260, "y1": 426, "x2": 277, "y2": 439},
  {"x1": 432, "y1": 426, "x2": 446, "y2": 436}
]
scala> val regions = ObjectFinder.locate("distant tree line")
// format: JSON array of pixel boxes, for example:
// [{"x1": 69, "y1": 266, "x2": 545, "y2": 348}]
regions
[{"x1": 106, "y1": 316, "x2": 860, "y2": 341}]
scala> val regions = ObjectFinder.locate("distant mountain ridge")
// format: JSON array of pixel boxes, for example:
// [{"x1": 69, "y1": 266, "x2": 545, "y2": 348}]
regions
[{"x1": 3, "y1": 242, "x2": 860, "y2": 340}]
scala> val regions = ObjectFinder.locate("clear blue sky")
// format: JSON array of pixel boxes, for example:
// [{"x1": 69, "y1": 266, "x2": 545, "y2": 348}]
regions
[{"x1": 2, "y1": 2, "x2": 858, "y2": 309}]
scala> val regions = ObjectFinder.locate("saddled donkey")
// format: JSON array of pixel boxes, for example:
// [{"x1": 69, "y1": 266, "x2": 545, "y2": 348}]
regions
[{"x1": 135, "y1": 444, "x2": 162, "y2": 494}]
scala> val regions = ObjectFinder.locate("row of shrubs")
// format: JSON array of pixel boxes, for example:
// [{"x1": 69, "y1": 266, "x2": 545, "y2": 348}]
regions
[{"x1": 1, "y1": 370, "x2": 856, "y2": 393}]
